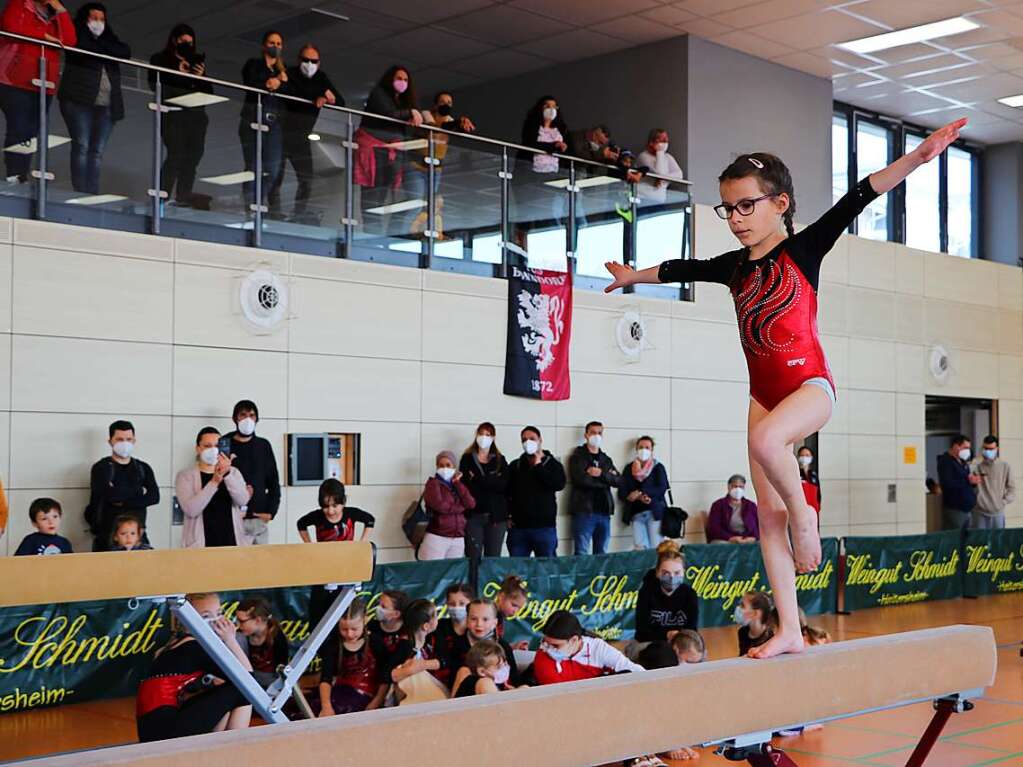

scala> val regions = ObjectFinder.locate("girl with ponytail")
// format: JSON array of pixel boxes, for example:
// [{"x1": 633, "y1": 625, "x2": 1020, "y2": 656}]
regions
[{"x1": 605, "y1": 118, "x2": 968, "y2": 658}]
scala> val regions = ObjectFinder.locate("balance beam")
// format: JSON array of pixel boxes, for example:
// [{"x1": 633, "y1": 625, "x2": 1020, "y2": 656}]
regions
[
  {"x1": 0, "y1": 543, "x2": 374, "y2": 728},
  {"x1": 0, "y1": 542, "x2": 374, "y2": 606},
  {"x1": 16, "y1": 625, "x2": 996, "y2": 767}
]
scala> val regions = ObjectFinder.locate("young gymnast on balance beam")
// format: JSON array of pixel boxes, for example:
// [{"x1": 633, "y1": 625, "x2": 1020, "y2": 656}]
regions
[{"x1": 605, "y1": 117, "x2": 968, "y2": 658}]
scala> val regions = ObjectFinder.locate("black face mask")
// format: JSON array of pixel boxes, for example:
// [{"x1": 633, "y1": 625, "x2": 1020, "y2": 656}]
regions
[
  {"x1": 176, "y1": 41, "x2": 194, "y2": 57},
  {"x1": 436, "y1": 103, "x2": 453, "y2": 117}
]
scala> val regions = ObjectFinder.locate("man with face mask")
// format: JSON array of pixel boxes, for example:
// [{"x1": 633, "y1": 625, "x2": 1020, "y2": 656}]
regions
[
  {"x1": 568, "y1": 421, "x2": 621, "y2": 556},
  {"x1": 270, "y1": 44, "x2": 342, "y2": 220},
  {"x1": 223, "y1": 399, "x2": 281, "y2": 545},
  {"x1": 937, "y1": 434, "x2": 979, "y2": 532},
  {"x1": 705, "y1": 474, "x2": 759, "y2": 544},
  {"x1": 86, "y1": 420, "x2": 160, "y2": 551},
  {"x1": 506, "y1": 426, "x2": 566, "y2": 558},
  {"x1": 972, "y1": 435, "x2": 1015, "y2": 530}
]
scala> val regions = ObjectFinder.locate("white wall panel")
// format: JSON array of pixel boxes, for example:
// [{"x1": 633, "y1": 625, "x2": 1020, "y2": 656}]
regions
[
  {"x1": 290, "y1": 354, "x2": 421, "y2": 423},
  {"x1": 13, "y1": 246, "x2": 173, "y2": 342},
  {"x1": 292, "y1": 277, "x2": 422, "y2": 361},
  {"x1": 421, "y1": 290, "x2": 503, "y2": 367},
  {"x1": 421, "y1": 361, "x2": 554, "y2": 426},
  {"x1": 846, "y1": 236, "x2": 895, "y2": 292},
  {"x1": 0, "y1": 243, "x2": 11, "y2": 333},
  {"x1": 671, "y1": 378, "x2": 749, "y2": 433},
  {"x1": 12, "y1": 335, "x2": 172, "y2": 415},
  {"x1": 173, "y1": 346, "x2": 287, "y2": 419}
]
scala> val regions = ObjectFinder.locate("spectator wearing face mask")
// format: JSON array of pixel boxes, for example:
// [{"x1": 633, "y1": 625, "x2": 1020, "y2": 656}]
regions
[
  {"x1": 937, "y1": 434, "x2": 979, "y2": 532},
  {"x1": 637, "y1": 128, "x2": 684, "y2": 203},
  {"x1": 459, "y1": 422, "x2": 510, "y2": 559},
  {"x1": 569, "y1": 421, "x2": 620, "y2": 556},
  {"x1": 419, "y1": 450, "x2": 476, "y2": 561},
  {"x1": 619, "y1": 435, "x2": 670, "y2": 550},
  {"x1": 239, "y1": 30, "x2": 288, "y2": 210},
  {"x1": 149, "y1": 23, "x2": 211, "y2": 209},
  {"x1": 223, "y1": 399, "x2": 281, "y2": 546},
  {"x1": 86, "y1": 420, "x2": 159, "y2": 552},
  {"x1": 0, "y1": 0, "x2": 76, "y2": 182},
  {"x1": 272, "y1": 43, "x2": 340, "y2": 221},
  {"x1": 568, "y1": 124, "x2": 619, "y2": 170},
  {"x1": 706, "y1": 474, "x2": 759, "y2": 544},
  {"x1": 175, "y1": 427, "x2": 249, "y2": 548},
  {"x1": 797, "y1": 445, "x2": 821, "y2": 518},
  {"x1": 506, "y1": 426, "x2": 566, "y2": 558},
  {"x1": 972, "y1": 435, "x2": 1015, "y2": 530},
  {"x1": 634, "y1": 540, "x2": 698, "y2": 644},
  {"x1": 56, "y1": 2, "x2": 128, "y2": 195},
  {"x1": 535, "y1": 610, "x2": 642, "y2": 685},
  {"x1": 519, "y1": 95, "x2": 568, "y2": 174}
]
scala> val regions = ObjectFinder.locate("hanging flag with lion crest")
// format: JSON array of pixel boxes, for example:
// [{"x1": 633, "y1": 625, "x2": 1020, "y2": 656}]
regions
[{"x1": 504, "y1": 264, "x2": 572, "y2": 400}]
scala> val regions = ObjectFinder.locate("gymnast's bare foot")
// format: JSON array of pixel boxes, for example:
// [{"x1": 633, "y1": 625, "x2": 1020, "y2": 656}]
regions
[
  {"x1": 789, "y1": 505, "x2": 822, "y2": 574},
  {"x1": 747, "y1": 629, "x2": 805, "y2": 659}
]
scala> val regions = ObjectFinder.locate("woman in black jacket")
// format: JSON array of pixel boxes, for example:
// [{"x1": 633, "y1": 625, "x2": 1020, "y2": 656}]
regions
[
  {"x1": 459, "y1": 422, "x2": 510, "y2": 559},
  {"x1": 149, "y1": 24, "x2": 213, "y2": 207},
  {"x1": 513, "y1": 95, "x2": 570, "y2": 235},
  {"x1": 634, "y1": 540, "x2": 698, "y2": 644},
  {"x1": 57, "y1": 2, "x2": 129, "y2": 194}
]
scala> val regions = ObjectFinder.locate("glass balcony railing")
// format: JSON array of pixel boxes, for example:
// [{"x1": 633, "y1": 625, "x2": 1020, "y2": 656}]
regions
[{"x1": 0, "y1": 29, "x2": 693, "y2": 298}]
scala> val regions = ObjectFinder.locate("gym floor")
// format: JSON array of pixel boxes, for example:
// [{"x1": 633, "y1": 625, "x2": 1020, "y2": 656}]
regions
[{"x1": 0, "y1": 593, "x2": 1020, "y2": 766}]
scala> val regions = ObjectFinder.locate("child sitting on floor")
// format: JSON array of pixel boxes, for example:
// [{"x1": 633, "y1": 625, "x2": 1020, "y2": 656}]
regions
[
  {"x1": 316, "y1": 598, "x2": 389, "y2": 716},
  {"x1": 495, "y1": 574, "x2": 530, "y2": 649},
  {"x1": 671, "y1": 629, "x2": 707, "y2": 664},
  {"x1": 735, "y1": 591, "x2": 774, "y2": 656},
  {"x1": 15, "y1": 498, "x2": 73, "y2": 556},
  {"x1": 450, "y1": 639, "x2": 514, "y2": 698}
]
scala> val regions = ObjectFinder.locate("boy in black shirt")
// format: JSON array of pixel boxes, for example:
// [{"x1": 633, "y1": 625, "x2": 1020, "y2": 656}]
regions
[
  {"x1": 86, "y1": 420, "x2": 160, "y2": 551},
  {"x1": 15, "y1": 498, "x2": 73, "y2": 556},
  {"x1": 296, "y1": 479, "x2": 374, "y2": 543}
]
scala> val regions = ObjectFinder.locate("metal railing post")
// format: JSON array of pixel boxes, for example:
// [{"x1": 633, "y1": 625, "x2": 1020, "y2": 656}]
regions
[
  {"x1": 342, "y1": 112, "x2": 354, "y2": 258},
  {"x1": 566, "y1": 160, "x2": 577, "y2": 273},
  {"x1": 423, "y1": 130, "x2": 435, "y2": 269},
  {"x1": 252, "y1": 93, "x2": 265, "y2": 247},
  {"x1": 149, "y1": 72, "x2": 167, "y2": 234},
  {"x1": 32, "y1": 50, "x2": 51, "y2": 219},
  {"x1": 499, "y1": 147, "x2": 510, "y2": 278}
]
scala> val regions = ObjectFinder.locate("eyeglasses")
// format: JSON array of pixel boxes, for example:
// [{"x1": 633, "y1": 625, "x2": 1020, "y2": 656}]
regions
[{"x1": 714, "y1": 193, "x2": 777, "y2": 220}]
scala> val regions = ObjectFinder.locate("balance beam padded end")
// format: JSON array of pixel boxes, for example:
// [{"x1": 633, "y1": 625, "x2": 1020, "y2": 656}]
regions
[
  {"x1": 0, "y1": 542, "x2": 374, "y2": 606},
  {"x1": 17, "y1": 625, "x2": 996, "y2": 767}
]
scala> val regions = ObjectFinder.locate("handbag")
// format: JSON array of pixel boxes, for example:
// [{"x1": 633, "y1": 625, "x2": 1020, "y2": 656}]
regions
[
  {"x1": 660, "y1": 488, "x2": 689, "y2": 539},
  {"x1": 401, "y1": 491, "x2": 430, "y2": 548}
]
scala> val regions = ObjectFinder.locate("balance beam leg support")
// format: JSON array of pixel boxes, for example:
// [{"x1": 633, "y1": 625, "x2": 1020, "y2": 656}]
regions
[{"x1": 904, "y1": 696, "x2": 973, "y2": 767}]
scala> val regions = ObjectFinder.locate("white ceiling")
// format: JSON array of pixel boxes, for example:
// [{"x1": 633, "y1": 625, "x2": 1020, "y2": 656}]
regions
[{"x1": 104, "y1": 0, "x2": 1023, "y2": 144}]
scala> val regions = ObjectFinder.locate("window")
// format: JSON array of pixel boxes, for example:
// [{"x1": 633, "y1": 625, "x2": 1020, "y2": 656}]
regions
[
  {"x1": 904, "y1": 134, "x2": 940, "y2": 253},
  {"x1": 833, "y1": 102, "x2": 981, "y2": 258},
  {"x1": 832, "y1": 114, "x2": 848, "y2": 205},
  {"x1": 855, "y1": 119, "x2": 892, "y2": 241},
  {"x1": 947, "y1": 146, "x2": 974, "y2": 258}
]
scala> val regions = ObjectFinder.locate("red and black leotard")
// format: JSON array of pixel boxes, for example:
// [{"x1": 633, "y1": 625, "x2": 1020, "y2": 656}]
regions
[{"x1": 659, "y1": 177, "x2": 879, "y2": 411}]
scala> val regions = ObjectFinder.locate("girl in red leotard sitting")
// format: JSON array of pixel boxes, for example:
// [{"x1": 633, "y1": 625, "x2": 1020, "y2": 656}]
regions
[
  {"x1": 136, "y1": 593, "x2": 252, "y2": 742},
  {"x1": 605, "y1": 117, "x2": 967, "y2": 659}
]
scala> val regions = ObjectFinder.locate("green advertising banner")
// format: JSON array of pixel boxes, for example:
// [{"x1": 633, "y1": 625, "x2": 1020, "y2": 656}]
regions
[
  {"x1": 479, "y1": 550, "x2": 656, "y2": 646},
  {"x1": 963, "y1": 527, "x2": 1023, "y2": 597},
  {"x1": 687, "y1": 538, "x2": 840, "y2": 628},
  {"x1": 843, "y1": 531, "x2": 962, "y2": 611},
  {"x1": 477, "y1": 540, "x2": 840, "y2": 645},
  {"x1": 0, "y1": 558, "x2": 469, "y2": 715}
]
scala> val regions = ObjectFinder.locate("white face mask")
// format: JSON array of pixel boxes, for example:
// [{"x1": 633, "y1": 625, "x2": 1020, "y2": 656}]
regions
[
  {"x1": 237, "y1": 417, "x2": 256, "y2": 436},
  {"x1": 729, "y1": 487, "x2": 744, "y2": 501},
  {"x1": 637, "y1": 448, "x2": 652, "y2": 462},
  {"x1": 655, "y1": 142, "x2": 668, "y2": 154},
  {"x1": 476, "y1": 435, "x2": 494, "y2": 451},
  {"x1": 112, "y1": 441, "x2": 134, "y2": 459},
  {"x1": 542, "y1": 107, "x2": 557, "y2": 122},
  {"x1": 798, "y1": 455, "x2": 813, "y2": 467},
  {"x1": 958, "y1": 448, "x2": 971, "y2": 462},
  {"x1": 523, "y1": 440, "x2": 539, "y2": 456},
  {"x1": 587, "y1": 434, "x2": 602, "y2": 449},
  {"x1": 87, "y1": 20, "x2": 105, "y2": 37},
  {"x1": 300, "y1": 61, "x2": 318, "y2": 78},
  {"x1": 200, "y1": 447, "x2": 220, "y2": 466},
  {"x1": 437, "y1": 467, "x2": 456, "y2": 482}
]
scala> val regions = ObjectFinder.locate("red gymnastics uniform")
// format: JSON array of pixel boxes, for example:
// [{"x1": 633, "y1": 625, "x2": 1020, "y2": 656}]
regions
[{"x1": 659, "y1": 177, "x2": 879, "y2": 411}]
